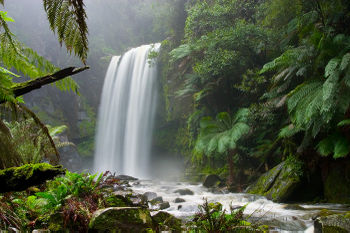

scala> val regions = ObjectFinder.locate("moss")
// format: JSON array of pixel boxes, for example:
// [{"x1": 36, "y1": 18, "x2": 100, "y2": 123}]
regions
[
  {"x1": 247, "y1": 162, "x2": 284, "y2": 195},
  {"x1": 89, "y1": 207, "x2": 152, "y2": 232},
  {"x1": 152, "y1": 211, "x2": 182, "y2": 233},
  {"x1": 323, "y1": 226, "x2": 348, "y2": 233},
  {"x1": 106, "y1": 194, "x2": 133, "y2": 207},
  {"x1": 319, "y1": 209, "x2": 337, "y2": 217},
  {"x1": 247, "y1": 160, "x2": 304, "y2": 202},
  {"x1": 0, "y1": 163, "x2": 65, "y2": 193},
  {"x1": 324, "y1": 166, "x2": 350, "y2": 204}
]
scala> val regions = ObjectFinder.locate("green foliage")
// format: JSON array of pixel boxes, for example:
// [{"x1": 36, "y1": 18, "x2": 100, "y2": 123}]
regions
[
  {"x1": 0, "y1": 9, "x2": 79, "y2": 102},
  {"x1": 317, "y1": 132, "x2": 350, "y2": 159},
  {"x1": 186, "y1": 200, "x2": 266, "y2": 232},
  {"x1": 195, "y1": 109, "x2": 250, "y2": 158},
  {"x1": 0, "y1": 171, "x2": 127, "y2": 231},
  {"x1": 43, "y1": 0, "x2": 88, "y2": 63}
]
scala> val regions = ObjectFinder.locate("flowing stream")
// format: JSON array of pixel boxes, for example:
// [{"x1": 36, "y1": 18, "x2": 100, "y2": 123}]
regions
[
  {"x1": 131, "y1": 179, "x2": 349, "y2": 233},
  {"x1": 94, "y1": 44, "x2": 160, "y2": 178}
]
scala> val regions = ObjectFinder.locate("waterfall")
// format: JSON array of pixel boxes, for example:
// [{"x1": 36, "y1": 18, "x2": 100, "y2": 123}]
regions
[{"x1": 94, "y1": 43, "x2": 160, "y2": 178}]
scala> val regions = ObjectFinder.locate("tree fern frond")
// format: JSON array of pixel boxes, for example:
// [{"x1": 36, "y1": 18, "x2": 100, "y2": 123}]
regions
[
  {"x1": 47, "y1": 124, "x2": 68, "y2": 137},
  {"x1": 334, "y1": 137, "x2": 350, "y2": 159},
  {"x1": 55, "y1": 141, "x2": 75, "y2": 149},
  {"x1": 232, "y1": 108, "x2": 249, "y2": 123},
  {"x1": 43, "y1": 0, "x2": 88, "y2": 63},
  {"x1": 337, "y1": 119, "x2": 350, "y2": 127},
  {"x1": 170, "y1": 44, "x2": 191, "y2": 61},
  {"x1": 287, "y1": 81, "x2": 322, "y2": 113},
  {"x1": 279, "y1": 124, "x2": 302, "y2": 138},
  {"x1": 340, "y1": 53, "x2": 350, "y2": 71}
]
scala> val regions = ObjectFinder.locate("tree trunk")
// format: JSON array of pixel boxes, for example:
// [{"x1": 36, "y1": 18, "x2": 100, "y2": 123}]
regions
[
  {"x1": 227, "y1": 150, "x2": 235, "y2": 188},
  {"x1": 0, "y1": 66, "x2": 89, "y2": 104}
]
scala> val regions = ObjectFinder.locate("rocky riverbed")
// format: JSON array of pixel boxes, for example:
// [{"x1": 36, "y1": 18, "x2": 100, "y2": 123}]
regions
[{"x1": 130, "y1": 179, "x2": 350, "y2": 233}]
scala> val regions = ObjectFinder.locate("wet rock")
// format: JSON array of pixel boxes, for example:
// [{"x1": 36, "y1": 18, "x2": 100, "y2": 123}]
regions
[
  {"x1": 143, "y1": 191, "x2": 157, "y2": 201},
  {"x1": 246, "y1": 162, "x2": 284, "y2": 194},
  {"x1": 116, "y1": 174, "x2": 138, "y2": 181},
  {"x1": 89, "y1": 207, "x2": 152, "y2": 232},
  {"x1": 283, "y1": 204, "x2": 306, "y2": 210},
  {"x1": 106, "y1": 193, "x2": 133, "y2": 207},
  {"x1": 152, "y1": 211, "x2": 182, "y2": 233},
  {"x1": 174, "y1": 188, "x2": 194, "y2": 195},
  {"x1": 130, "y1": 194, "x2": 148, "y2": 207},
  {"x1": 177, "y1": 205, "x2": 182, "y2": 210},
  {"x1": 230, "y1": 205, "x2": 243, "y2": 210},
  {"x1": 174, "y1": 197, "x2": 185, "y2": 203},
  {"x1": 203, "y1": 174, "x2": 222, "y2": 188},
  {"x1": 314, "y1": 212, "x2": 350, "y2": 233},
  {"x1": 159, "y1": 201, "x2": 170, "y2": 210},
  {"x1": 246, "y1": 161, "x2": 303, "y2": 202},
  {"x1": 151, "y1": 196, "x2": 163, "y2": 204}
]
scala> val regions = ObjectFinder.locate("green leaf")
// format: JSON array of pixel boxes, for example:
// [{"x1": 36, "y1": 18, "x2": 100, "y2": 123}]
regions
[
  {"x1": 317, "y1": 137, "x2": 333, "y2": 157},
  {"x1": 334, "y1": 138, "x2": 350, "y2": 159},
  {"x1": 337, "y1": 119, "x2": 350, "y2": 127},
  {"x1": 0, "y1": 11, "x2": 14, "y2": 22},
  {"x1": 340, "y1": 53, "x2": 350, "y2": 71},
  {"x1": 0, "y1": 66, "x2": 19, "y2": 77}
]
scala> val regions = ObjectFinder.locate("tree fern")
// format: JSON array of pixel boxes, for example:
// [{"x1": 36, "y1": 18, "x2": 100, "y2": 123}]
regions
[
  {"x1": 195, "y1": 108, "x2": 250, "y2": 158},
  {"x1": 43, "y1": 0, "x2": 88, "y2": 63},
  {"x1": 317, "y1": 132, "x2": 350, "y2": 159}
]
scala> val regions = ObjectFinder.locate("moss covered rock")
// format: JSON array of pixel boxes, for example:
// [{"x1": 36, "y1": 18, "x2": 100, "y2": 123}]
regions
[
  {"x1": 247, "y1": 160, "x2": 303, "y2": 202},
  {"x1": 314, "y1": 212, "x2": 350, "y2": 233},
  {"x1": 89, "y1": 207, "x2": 152, "y2": 232},
  {"x1": 246, "y1": 162, "x2": 284, "y2": 194},
  {"x1": 324, "y1": 163, "x2": 350, "y2": 204},
  {"x1": 152, "y1": 211, "x2": 182, "y2": 233},
  {"x1": 0, "y1": 163, "x2": 65, "y2": 193}
]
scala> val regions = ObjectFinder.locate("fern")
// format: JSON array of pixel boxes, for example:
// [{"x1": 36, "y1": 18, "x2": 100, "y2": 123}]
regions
[
  {"x1": 43, "y1": 0, "x2": 88, "y2": 63},
  {"x1": 279, "y1": 124, "x2": 303, "y2": 138},
  {"x1": 337, "y1": 119, "x2": 350, "y2": 127},
  {"x1": 317, "y1": 132, "x2": 350, "y2": 159},
  {"x1": 195, "y1": 108, "x2": 250, "y2": 158},
  {"x1": 0, "y1": 10, "x2": 79, "y2": 98},
  {"x1": 170, "y1": 44, "x2": 191, "y2": 61}
]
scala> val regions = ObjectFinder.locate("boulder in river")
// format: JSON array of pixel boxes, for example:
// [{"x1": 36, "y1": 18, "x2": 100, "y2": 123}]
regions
[
  {"x1": 246, "y1": 161, "x2": 303, "y2": 202},
  {"x1": 203, "y1": 174, "x2": 222, "y2": 188},
  {"x1": 151, "y1": 196, "x2": 163, "y2": 204},
  {"x1": 116, "y1": 174, "x2": 138, "y2": 181},
  {"x1": 152, "y1": 211, "x2": 182, "y2": 233},
  {"x1": 159, "y1": 201, "x2": 170, "y2": 210},
  {"x1": 314, "y1": 212, "x2": 350, "y2": 233},
  {"x1": 174, "y1": 197, "x2": 185, "y2": 203},
  {"x1": 143, "y1": 191, "x2": 157, "y2": 201},
  {"x1": 174, "y1": 188, "x2": 194, "y2": 195},
  {"x1": 89, "y1": 207, "x2": 152, "y2": 232}
]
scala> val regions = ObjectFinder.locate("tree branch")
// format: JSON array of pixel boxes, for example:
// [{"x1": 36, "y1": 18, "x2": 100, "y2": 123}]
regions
[{"x1": 10, "y1": 66, "x2": 89, "y2": 99}]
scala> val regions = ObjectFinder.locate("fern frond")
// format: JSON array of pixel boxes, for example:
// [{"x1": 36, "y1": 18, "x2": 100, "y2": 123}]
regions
[
  {"x1": 337, "y1": 119, "x2": 350, "y2": 127},
  {"x1": 317, "y1": 133, "x2": 350, "y2": 159},
  {"x1": 288, "y1": 81, "x2": 322, "y2": 113},
  {"x1": 55, "y1": 141, "x2": 75, "y2": 148},
  {"x1": 43, "y1": 0, "x2": 88, "y2": 63},
  {"x1": 279, "y1": 124, "x2": 303, "y2": 138},
  {"x1": 334, "y1": 137, "x2": 350, "y2": 159},
  {"x1": 170, "y1": 44, "x2": 191, "y2": 61},
  {"x1": 340, "y1": 53, "x2": 350, "y2": 71}
]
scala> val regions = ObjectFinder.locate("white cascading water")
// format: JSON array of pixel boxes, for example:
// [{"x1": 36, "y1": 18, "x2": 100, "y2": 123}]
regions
[{"x1": 94, "y1": 43, "x2": 160, "y2": 178}]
